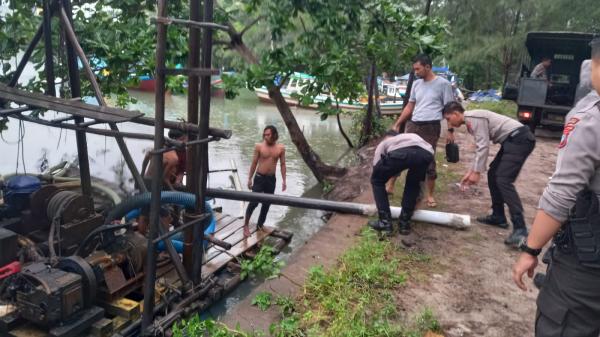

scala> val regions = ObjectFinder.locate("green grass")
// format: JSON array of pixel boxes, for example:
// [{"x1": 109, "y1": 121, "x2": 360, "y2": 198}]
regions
[
  {"x1": 466, "y1": 99, "x2": 517, "y2": 118},
  {"x1": 172, "y1": 229, "x2": 443, "y2": 337},
  {"x1": 252, "y1": 292, "x2": 274, "y2": 311},
  {"x1": 289, "y1": 228, "x2": 442, "y2": 337}
]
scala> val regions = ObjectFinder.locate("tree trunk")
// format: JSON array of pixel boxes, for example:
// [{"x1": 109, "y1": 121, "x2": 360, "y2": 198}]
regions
[
  {"x1": 360, "y1": 61, "x2": 376, "y2": 146},
  {"x1": 230, "y1": 38, "x2": 346, "y2": 182},
  {"x1": 375, "y1": 80, "x2": 382, "y2": 118},
  {"x1": 336, "y1": 102, "x2": 354, "y2": 148},
  {"x1": 424, "y1": 0, "x2": 433, "y2": 15},
  {"x1": 268, "y1": 86, "x2": 346, "y2": 181},
  {"x1": 400, "y1": 71, "x2": 415, "y2": 133},
  {"x1": 502, "y1": 0, "x2": 523, "y2": 89}
]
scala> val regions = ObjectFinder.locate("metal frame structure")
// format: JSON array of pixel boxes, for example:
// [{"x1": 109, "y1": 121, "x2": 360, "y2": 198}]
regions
[{"x1": 0, "y1": 0, "x2": 228, "y2": 334}]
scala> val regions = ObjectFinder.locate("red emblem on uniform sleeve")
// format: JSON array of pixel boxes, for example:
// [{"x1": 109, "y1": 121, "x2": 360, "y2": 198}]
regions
[
  {"x1": 466, "y1": 121, "x2": 473, "y2": 134},
  {"x1": 558, "y1": 117, "x2": 580, "y2": 148}
]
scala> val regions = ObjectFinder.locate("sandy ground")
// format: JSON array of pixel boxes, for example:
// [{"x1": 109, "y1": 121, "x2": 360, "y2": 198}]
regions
[{"x1": 220, "y1": 127, "x2": 560, "y2": 337}]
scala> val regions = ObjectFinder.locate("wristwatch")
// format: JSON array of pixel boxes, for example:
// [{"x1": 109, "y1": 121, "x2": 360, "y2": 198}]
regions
[
  {"x1": 518, "y1": 237, "x2": 542, "y2": 257},
  {"x1": 447, "y1": 128, "x2": 455, "y2": 133}
]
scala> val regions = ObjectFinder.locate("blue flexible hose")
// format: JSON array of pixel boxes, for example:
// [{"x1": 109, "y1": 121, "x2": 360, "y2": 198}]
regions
[{"x1": 105, "y1": 191, "x2": 216, "y2": 253}]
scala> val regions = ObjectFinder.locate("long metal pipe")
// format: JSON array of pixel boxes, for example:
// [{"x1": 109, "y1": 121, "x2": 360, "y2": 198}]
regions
[
  {"x1": 193, "y1": 0, "x2": 215, "y2": 284},
  {"x1": 43, "y1": 0, "x2": 56, "y2": 97},
  {"x1": 184, "y1": 0, "x2": 202, "y2": 276},
  {"x1": 134, "y1": 116, "x2": 232, "y2": 139},
  {"x1": 61, "y1": 0, "x2": 92, "y2": 198},
  {"x1": 5, "y1": 113, "x2": 163, "y2": 140},
  {"x1": 7, "y1": 25, "x2": 44, "y2": 88},
  {"x1": 206, "y1": 188, "x2": 471, "y2": 229},
  {"x1": 0, "y1": 107, "x2": 32, "y2": 117},
  {"x1": 141, "y1": 0, "x2": 168, "y2": 332}
]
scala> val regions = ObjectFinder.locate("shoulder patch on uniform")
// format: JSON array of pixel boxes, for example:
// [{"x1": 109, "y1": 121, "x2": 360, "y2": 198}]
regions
[
  {"x1": 466, "y1": 121, "x2": 473, "y2": 133},
  {"x1": 558, "y1": 117, "x2": 580, "y2": 148}
]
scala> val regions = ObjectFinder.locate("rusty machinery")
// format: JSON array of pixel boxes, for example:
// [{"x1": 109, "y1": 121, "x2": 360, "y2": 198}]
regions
[{"x1": 0, "y1": 181, "x2": 158, "y2": 336}]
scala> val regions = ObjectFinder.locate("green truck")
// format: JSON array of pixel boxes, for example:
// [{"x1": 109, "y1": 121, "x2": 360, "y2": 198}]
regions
[{"x1": 505, "y1": 31, "x2": 594, "y2": 132}]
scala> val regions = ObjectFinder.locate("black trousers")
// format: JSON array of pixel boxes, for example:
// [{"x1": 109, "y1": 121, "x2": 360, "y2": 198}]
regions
[
  {"x1": 536, "y1": 249, "x2": 600, "y2": 337},
  {"x1": 371, "y1": 146, "x2": 434, "y2": 216},
  {"x1": 488, "y1": 127, "x2": 535, "y2": 220},
  {"x1": 245, "y1": 173, "x2": 276, "y2": 227}
]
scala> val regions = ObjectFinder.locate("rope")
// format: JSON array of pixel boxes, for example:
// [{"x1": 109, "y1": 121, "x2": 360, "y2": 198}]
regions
[{"x1": 12, "y1": 120, "x2": 27, "y2": 174}]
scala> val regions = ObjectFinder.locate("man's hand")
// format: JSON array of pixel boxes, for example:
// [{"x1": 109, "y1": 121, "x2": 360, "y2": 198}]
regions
[
  {"x1": 512, "y1": 252, "x2": 539, "y2": 291},
  {"x1": 446, "y1": 131, "x2": 455, "y2": 144},
  {"x1": 247, "y1": 179, "x2": 253, "y2": 190},
  {"x1": 282, "y1": 181, "x2": 287, "y2": 192}
]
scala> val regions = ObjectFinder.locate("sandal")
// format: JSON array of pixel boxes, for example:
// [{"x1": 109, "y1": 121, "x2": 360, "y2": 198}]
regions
[{"x1": 426, "y1": 199, "x2": 437, "y2": 208}]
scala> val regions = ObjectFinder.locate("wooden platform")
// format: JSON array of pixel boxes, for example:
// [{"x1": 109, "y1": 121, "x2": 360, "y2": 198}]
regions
[{"x1": 201, "y1": 213, "x2": 288, "y2": 279}]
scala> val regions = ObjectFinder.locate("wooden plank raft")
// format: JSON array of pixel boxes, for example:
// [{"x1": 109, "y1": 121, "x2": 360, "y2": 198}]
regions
[{"x1": 201, "y1": 213, "x2": 291, "y2": 279}]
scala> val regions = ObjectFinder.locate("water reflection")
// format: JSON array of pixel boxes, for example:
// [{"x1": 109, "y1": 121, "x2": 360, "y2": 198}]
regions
[{"x1": 0, "y1": 89, "x2": 354, "y2": 234}]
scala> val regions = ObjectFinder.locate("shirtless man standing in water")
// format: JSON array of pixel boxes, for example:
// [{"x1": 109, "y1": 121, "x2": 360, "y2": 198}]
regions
[{"x1": 243, "y1": 125, "x2": 287, "y2": 237}]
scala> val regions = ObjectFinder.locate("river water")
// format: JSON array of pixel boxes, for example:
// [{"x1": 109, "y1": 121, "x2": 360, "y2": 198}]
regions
[{"x1": 0, "y1": 88, "x2": 355, "y2": 313}]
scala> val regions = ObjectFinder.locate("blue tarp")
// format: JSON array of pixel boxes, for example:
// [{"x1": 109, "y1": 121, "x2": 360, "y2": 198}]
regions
[{"x1": 467, "y1": 89, "x2": 502, "y2": 102}]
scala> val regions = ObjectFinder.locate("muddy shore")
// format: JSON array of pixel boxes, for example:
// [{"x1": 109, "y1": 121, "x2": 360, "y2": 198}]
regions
[{"x1": 220, "y1": 127, "x2": 559, "y2": 337}]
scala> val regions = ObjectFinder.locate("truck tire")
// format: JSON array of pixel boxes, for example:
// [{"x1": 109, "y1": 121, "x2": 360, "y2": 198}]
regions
[
  {"x1": 527, "y1": 109, "x2": 542, "y2": 134},
  {"x1": 527, "y1": 120, "x2": 537, "y2": 133}
]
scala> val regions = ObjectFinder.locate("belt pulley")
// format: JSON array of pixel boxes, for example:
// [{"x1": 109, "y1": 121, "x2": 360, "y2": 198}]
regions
[{"x1": 56, "y1": 256, "x2": 98, "y2": 308}]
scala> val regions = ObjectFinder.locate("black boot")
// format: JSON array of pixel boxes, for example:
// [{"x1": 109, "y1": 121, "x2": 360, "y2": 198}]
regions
[
  {"x1": 504, "y1": 215, "x2": 528, "y2": 247},
  {"x1": 476, "y1": 206, "x2": 508, "y2": 229},
  {"x1": 398, "y1": 211, "x2": 412, "y2": 236},
  {"x1": 369, "y1": 211, "x2": 393, "y2": 235}
]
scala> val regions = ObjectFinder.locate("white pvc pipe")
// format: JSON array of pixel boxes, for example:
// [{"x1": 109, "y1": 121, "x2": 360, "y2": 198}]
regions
[{"x1": 361, "y1": 204, "x2": 471, "y2": 230}]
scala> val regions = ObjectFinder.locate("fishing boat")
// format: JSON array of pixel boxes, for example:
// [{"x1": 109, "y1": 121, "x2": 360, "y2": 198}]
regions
[
  {"x1": 255, "y1": 72, "x2": 404, "y2": 113},
  {"x1": 379, "y1": 78, "x2": 407, "y2": 103},
  {"x1": 131, "y1": 74, "x2": 224, "y2": 96}
]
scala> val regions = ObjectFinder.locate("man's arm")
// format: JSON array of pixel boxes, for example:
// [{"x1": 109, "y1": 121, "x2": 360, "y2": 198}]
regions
[
  {"x1": 512, "y1": 210, "x2": 561, "y2": 290},
  {"x1": 280, "y1": 146, "x2": 287, "y2": 192},
  {"x1": 513, "y1": 112, "x2": 600, "y2": 291},
  {"x1": 470, "y1": 118, "x2": 490, "y2": 174},
  {"x1": 393, "y1": 101, "x2": 415, "y2": 131},
  {"x1": 443, "y1": 82, "x2": 457, "y2": 143},
  {"x1": 141, "y1": 150, "x2": 152, "y2": 177},
  {"x1": 247, "y1": 144, "x2": 260, "y2": 189}
]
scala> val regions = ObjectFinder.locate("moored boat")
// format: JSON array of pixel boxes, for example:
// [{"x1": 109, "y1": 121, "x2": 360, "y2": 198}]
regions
[{"x1": 255, "y1": 72, "x2": 404, "y2": 113}]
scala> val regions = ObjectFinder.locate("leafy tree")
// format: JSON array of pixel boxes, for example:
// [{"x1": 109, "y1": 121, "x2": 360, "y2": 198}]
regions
[
  {"x1": 1, "y1": 0, "x2": 446, "y2": 183},
  {"x1": 432, "y1": 0, "x2": 600, "y2": 90},
  {"x1": 217, "y1": 0, "x2": 447, "y2": 171}
]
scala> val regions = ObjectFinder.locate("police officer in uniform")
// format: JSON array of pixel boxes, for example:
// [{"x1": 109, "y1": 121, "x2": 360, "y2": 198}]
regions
[
  {"x1": 369, "y1": 131, "x2": 434, "y2": 235},
  {"x1": 513, "y1": 37, "x2": 600, "y2": 336},
  {"x1": 443, "y1": 102, "x2": 535, "y2": 246}
]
